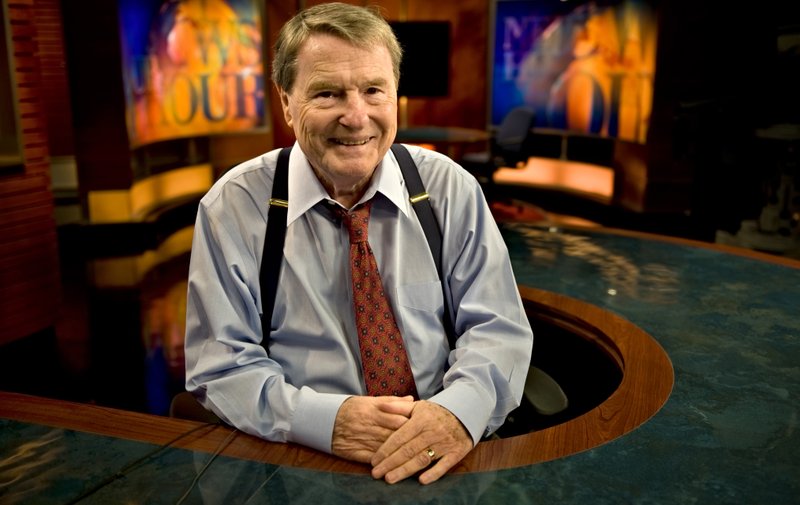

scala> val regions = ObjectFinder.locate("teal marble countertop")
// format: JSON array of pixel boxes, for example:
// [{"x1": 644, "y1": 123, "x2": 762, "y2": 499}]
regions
[{"x1": 1, "y1": 224, "x2": 798, "y2": 504}]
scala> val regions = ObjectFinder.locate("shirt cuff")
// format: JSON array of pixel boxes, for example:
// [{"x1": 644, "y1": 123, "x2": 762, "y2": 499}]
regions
[
  {"x1": 428, "y1": 383, "x2": 493, "y2": 446},
  {"x1": 289, "y1": 387, "x2": 351, "y2": 454}
]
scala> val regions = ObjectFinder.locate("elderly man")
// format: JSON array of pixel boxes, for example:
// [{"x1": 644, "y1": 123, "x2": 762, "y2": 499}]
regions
[{"x1": 184, "y1": 2, "x2": 533, "y2": 485}]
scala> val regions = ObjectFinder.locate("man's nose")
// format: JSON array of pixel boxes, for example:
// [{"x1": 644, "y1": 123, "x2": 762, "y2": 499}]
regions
[{"x1": 339, "y1": 93, "x2": 369, "y2": 128}]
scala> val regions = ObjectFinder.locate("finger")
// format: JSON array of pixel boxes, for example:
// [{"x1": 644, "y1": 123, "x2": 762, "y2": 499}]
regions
[
  {"x1": 374, "y1": 410, "x2": 410, "y2": 430},
  {"x1": 372, "y1": 401, "x2": 473, "y2": 483},
  {"x1": 345, "y1": 448, "x2": 377, "y2": 464},
  {"x1": 332, "y1": 397, "x2": 412, "y2": 462},
  {"x1": 377, "y1": 398, "x2": 415, "y2": 417},
  {"x1": 370, "y1": 416, "x2": 425, "y2": 469},
  {"x1": 378, "y1": 445, "x2": 437, "y2": 484},
  {"x1": 371, "y1": 430, "x2": 439, "y2": 482},
  {"x1": 334, "y1": 428, "x2": 400, "y2": 462},
  {"x1": 372, "y1": 401, "x2": 447, "y2": 468},
  {"x1": 418, "y1": 453, "x2": 459, "y2": 485},
  {"x1": 374, "y1": 395, "x2": 413, "y2": 402}
]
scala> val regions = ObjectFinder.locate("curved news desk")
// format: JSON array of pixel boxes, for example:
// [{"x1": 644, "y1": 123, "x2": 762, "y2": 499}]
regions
[{"x1": 1, "y1": 223, "x2": 799, "y2": 504}]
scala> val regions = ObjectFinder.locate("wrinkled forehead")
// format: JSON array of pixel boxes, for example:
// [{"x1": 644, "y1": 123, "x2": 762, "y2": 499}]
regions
[
  {"x1": 280, "y1": 30, "x2": 401, "y2": 94},
  {"x1": 293, "y1": 34, "x2": 395, "y2": 86}
]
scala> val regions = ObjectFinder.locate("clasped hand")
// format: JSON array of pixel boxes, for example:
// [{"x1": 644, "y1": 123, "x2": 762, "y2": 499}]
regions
[{"x1": 332, "y1": 396, "x2": 473, "y2": 485}]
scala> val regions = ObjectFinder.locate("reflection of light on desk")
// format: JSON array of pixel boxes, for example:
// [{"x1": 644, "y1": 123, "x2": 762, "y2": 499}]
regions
[{"x1": 494, "y1": 157, "x2": 614, "y2": 203}]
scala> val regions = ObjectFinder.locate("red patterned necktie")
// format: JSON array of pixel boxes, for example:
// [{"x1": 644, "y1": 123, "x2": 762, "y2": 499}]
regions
[{"x1": 339, "y1": 201, "x2": 418, "y2": 398}]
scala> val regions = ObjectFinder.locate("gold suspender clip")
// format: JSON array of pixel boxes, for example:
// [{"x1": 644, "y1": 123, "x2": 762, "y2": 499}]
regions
[
  {"x1": 409, "y1": 192, "x2": 430, "y2": 204},
  {"x1": 269, "y1": 198, "x2": 289, "y2": 208}
]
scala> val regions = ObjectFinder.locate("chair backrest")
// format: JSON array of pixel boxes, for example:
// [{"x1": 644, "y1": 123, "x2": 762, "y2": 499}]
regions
[{"x1": 495, "y1": 106, "x2": 536, "y2": 151}]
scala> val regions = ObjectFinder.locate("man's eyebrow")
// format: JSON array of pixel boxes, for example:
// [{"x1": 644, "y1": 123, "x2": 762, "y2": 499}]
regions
[
  {"x1": 305, "y1": 80, "x2": 340, "y2": 93},
  {"x1": 305, "y1": 78, "x2": 391, "y2": 93},
  {"x1": 362, "y1": 77, "x2": 390, "y2": 88}
]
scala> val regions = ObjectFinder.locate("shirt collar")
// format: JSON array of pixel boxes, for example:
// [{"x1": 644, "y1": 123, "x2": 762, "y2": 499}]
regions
[{"x1": 286, "y1": 143, "x2": 412, "y2": 224}]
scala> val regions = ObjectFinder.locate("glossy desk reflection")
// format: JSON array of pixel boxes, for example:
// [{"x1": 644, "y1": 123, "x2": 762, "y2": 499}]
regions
[
  {"x1": 2, "y1": 224, "x2": 799, "y2": 504},
  {"x1": 0, "y1": 401, "x2": 497, "y2": 505}
]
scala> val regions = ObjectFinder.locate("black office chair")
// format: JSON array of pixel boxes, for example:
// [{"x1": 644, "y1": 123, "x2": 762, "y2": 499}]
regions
[{"x1": 460, "y1": 106, "x2": 536, "y2": 190}]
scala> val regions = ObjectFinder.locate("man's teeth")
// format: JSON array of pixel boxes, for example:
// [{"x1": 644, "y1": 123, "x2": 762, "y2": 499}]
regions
[{"x1": 334, "y1": 139, "x2": 369, "y2": 146}]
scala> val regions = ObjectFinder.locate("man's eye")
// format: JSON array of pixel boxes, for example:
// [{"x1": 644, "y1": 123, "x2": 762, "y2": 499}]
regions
[
  {"x1": 365, "y1": 87, "x2": 382, "y2": 95},
  {"x1": 316, "y1": 91, "x2": 335, "y2": 99}
]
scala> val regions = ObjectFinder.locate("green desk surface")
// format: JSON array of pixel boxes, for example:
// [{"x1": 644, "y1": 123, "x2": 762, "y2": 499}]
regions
[{"x1": 2, "y1": 224, "x2": 798, "y2": 504}]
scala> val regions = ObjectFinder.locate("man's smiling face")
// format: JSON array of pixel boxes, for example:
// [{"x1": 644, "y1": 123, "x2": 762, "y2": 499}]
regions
[{"x1": 279, "y1": 33, "x2": 398, "y2": 206}]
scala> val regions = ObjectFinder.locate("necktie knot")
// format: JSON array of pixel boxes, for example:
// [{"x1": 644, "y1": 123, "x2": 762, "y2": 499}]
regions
[{"x1": 340, "y1": 201, "x2": 372, "y2": 244}]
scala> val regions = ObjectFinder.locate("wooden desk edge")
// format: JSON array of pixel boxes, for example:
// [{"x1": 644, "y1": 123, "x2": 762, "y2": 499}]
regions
[{"x1": 0, "y1": 286, "x2": 674, "y2": 474}]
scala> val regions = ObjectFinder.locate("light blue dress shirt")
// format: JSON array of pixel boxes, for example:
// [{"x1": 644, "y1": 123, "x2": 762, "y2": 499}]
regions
[{"x1": 184, "y1": 143, "x2": 533, "y2": 454}]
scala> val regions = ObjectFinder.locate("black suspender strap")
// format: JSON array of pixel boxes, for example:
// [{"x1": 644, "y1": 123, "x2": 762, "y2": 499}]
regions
[
  {"x1": 259, "y1": 147, "x2": 292, "y2": 341},
  {"x1": 260, "y1": 144, "x2": 456, "y2": 350},
  {"x1": 390, "y1": 144, "x2": 457, "y2": 350}
]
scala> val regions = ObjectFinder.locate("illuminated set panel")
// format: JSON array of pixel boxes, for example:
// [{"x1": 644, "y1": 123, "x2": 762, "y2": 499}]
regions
[
  {"x1": 88, "y1": 164, "x2": 213, "y2": 223},
  {"x1": 491, "y1": 0, "x2": 657, "y2": 144},
  {"x1": 118, "y1": 0, "x2": 267, "y2": 147},
  {"x1": 91, "y1": 226, "x2": 195, "y2": 288}
]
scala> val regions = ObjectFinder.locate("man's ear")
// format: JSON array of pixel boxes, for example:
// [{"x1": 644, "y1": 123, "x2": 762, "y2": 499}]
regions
[{"x1": 278, "y1": 86, "x2": 293, "y2": 128}]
